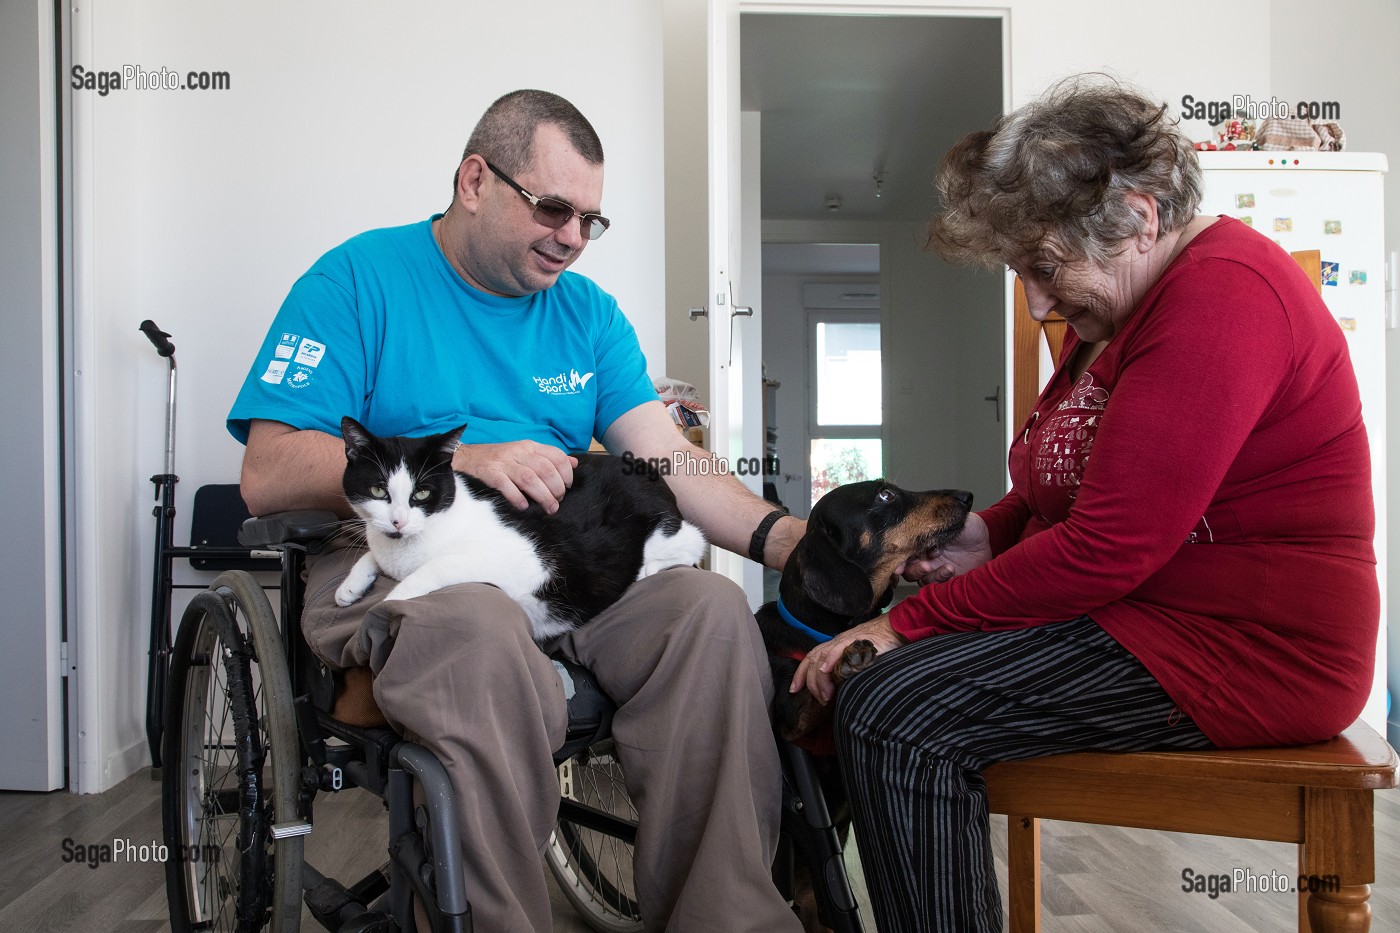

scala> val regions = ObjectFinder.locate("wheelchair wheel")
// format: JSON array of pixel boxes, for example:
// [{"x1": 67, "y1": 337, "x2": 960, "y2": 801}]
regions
[
  {"x1": 546, "y1": 739, "x2": 643, "y2": 932},
  {"x1": 163, "y1": 570, "x2": 304, "y2": 933}
]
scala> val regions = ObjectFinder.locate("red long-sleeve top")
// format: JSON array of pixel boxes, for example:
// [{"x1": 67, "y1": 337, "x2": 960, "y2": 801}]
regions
[{"x1": 890, "y1": 217, "x2": 1378, "y2": 747}]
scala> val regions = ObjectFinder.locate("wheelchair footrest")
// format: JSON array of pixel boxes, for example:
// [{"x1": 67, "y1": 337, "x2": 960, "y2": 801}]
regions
[
  {"x1": 304, "y1": 862, "x2": 375, "y2": 929},
  {"x1": 336, "y1": 914, "x2": 395, "y2": 933}
]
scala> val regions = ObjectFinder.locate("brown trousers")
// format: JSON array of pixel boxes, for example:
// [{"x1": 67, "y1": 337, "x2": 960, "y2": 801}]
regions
[{"x1": 302, "y1": 543, "x2": 803, "y2": 933}]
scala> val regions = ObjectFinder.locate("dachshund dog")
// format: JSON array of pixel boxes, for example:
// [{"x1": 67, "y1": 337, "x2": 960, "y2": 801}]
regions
[
  {"x1": 756, "y1": 480, "x2": 972, "y2": 932},
  {"x1": 757, "y1": 479, "x2": 974, "y2": 745}
]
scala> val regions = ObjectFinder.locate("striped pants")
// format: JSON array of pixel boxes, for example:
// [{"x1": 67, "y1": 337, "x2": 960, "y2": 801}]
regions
[{"x1": 834, "y1": 618, "x2": 1212, "y2": 933}]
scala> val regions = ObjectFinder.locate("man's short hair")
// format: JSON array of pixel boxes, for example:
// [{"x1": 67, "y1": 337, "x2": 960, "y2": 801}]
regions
[{"x1": 452, "y1": 90, "x2": 604, "y2": 197}]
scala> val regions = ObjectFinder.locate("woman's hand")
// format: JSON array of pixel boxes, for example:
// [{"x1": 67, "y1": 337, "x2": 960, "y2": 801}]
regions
[
  {"x1": 454, "y1": 441, "x2": 578, "y2": 513},
  {"x1": 897, "y1": 512, "x2": 992, "y2": 585},
  {"x1": 791, "y1": 614, "x2": 906, "y2": 705}
]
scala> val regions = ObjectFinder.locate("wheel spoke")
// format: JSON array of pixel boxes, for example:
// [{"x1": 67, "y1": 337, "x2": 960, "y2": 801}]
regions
[
  {"x1": 547, "y1": 747, "x2": 642, "y2": 931},
  {"x1": 163, "y1": 572, "x2": 303, "y2": 933}
]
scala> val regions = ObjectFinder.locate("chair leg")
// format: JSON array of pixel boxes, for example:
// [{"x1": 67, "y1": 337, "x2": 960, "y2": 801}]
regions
[
  {"x1": 1007, "y1": 815, "x2": 1042, "y2": 933},
  {"x1": 1302, "y1": 787, "x2": 1375, "y2": 933},
  {"x1": 1299, "y1": 847, "x2": 1313, "y2": 933},
  {"x1": 1306, "y1": 885, "x2": 1372, "y2": 933}
]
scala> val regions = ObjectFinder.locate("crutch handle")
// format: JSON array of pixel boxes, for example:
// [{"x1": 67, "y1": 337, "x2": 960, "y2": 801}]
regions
[{"x1": 139, "y1": 319, "x2": 176, "y2": 358}]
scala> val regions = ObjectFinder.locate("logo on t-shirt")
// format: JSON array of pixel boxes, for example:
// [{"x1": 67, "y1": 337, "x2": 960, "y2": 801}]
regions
[
  {"x1": 287, "y1": 365, "x2": 315, "y2": 389},
  {"x1": 264, "y1": 334, "x2": 326, "y2": 388},
  {"x1": 534, "y1": 369, "x2": 595, "y2": 396},
  {"x1": 294, "y1": 338, "x2": 326, "y2": 368}
]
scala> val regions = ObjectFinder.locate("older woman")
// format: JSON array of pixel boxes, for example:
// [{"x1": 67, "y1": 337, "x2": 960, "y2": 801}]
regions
[{"x1": 794, "y1": 78, "x2": 1378, "y2": 932}]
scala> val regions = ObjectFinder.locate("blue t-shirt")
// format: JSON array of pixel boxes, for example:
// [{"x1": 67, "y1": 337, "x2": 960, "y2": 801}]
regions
[{"x1": 227, "y1": 216, "x2": 658, "y2": 451}]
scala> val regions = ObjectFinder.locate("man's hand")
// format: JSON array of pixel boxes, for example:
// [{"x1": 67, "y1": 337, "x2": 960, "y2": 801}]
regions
[
  {"x1": 791, "y1": 614, "x2": 906, "y2": 705},
  {"x1": 454, "y1": 440, "x2": 578, "y2": 513},
  {"x1": 896, "y1": 512, "x2": 992, "y2": 585}
]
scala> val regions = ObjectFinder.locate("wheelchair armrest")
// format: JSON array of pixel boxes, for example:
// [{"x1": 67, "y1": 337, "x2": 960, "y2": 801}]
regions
[{"x1": 238, "y1": 510, "x2": 342, "y2": 550}]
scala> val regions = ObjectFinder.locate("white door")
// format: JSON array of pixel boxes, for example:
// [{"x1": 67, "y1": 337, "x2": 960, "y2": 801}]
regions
[
  {"x1": 702, "y1": 0, "x2": 766, "y2": 600},
  {"x1": 0, "y1": 0, "x2": 65, "y2": 791}
]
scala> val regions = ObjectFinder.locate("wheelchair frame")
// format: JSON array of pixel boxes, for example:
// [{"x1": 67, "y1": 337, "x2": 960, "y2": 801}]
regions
[
  {"x1": 159, "y1": 514, "x2": 864, "y2": 933},
  {"x1": 145, "y1": 325, "x2": 863, "y2": 933}
]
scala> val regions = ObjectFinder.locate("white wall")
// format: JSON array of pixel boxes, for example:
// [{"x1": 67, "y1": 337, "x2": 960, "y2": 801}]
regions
[{"x1": 69, "y1": 0, "x2": 666, "y2": 792}]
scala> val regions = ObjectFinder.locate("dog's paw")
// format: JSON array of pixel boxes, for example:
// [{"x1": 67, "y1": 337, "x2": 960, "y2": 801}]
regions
[
  {"x1": 781, "y1": 691, "x2": 833, "y2": 742},
  {"x1": 834, "y1": 639, "x2": 878, "y2": 682}
]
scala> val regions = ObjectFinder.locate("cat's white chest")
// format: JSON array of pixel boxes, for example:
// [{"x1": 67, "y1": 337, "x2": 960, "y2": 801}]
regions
[{"x1": 356, "y1": 476, "x2": 554, "y2": 632}]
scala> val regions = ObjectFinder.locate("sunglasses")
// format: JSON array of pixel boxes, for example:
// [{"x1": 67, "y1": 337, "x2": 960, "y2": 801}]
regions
[{"x1": 485, "y1": 160, "x2": 611, "y2": 241}]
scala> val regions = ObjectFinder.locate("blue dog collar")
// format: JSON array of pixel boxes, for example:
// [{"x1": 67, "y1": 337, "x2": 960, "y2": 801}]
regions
[{"x1": 776, "y1": 597, "x2": 834, "y2": 644}]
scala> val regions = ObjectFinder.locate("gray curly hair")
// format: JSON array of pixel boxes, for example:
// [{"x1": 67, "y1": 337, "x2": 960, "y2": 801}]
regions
[{"x1": 928, "y1": 76, "x2": 1203, "y2": 267}]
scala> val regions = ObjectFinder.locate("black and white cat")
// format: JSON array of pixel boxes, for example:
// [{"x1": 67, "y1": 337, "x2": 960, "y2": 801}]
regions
[{"x1": 334, "y1": 417, "x2": 707, "y2": 643}]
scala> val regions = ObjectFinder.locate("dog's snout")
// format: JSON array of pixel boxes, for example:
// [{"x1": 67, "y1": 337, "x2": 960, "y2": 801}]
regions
[{"x1": 952, "y1": 490, "x2": 974, "y2": 511}]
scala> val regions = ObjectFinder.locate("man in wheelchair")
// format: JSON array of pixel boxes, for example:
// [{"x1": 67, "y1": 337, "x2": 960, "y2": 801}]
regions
[{"x1": 226, "y1": 90, "x2": 809, "y2": 932}]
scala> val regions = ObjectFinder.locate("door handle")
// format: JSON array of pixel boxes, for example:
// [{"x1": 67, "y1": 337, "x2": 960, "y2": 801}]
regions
[{"x1": 984, "y1": 386, "x2": 1002, "y2": 423}]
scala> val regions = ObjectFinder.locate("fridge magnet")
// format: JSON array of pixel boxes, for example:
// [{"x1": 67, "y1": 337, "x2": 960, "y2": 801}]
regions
[
  {"x1": 1338, "y1": 318, "x2": 1357, "y2": 332},
  {"x1": 1324, "y1": 220, "x2": 1343, "y2": 235},
  {"x1": 1273, "y1": 217, "x2": 1293, "y2": 233},
  {"x1": 1236, "y1": 193, "x2": 1256, "y2": 209},
  {"x1": 1321, "y1": 261, "x2": 1340, "y2": 286},
  {"x1": 1238, "y1": 216, "x2": 1254, "y2": 227},
  {"x1": 1349, "y1": 270, "x2": 1367, "y2": 285}
]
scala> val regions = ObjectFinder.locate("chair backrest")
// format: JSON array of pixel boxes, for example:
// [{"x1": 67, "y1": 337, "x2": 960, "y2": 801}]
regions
[{"x1": 189, "y1": 484, "x2": 281, "y2": 572}]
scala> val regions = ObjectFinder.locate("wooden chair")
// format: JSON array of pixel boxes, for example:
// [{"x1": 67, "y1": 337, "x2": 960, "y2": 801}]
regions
[{"x1": 984, "y1": 719, "x2": 1398, "y2": 932}]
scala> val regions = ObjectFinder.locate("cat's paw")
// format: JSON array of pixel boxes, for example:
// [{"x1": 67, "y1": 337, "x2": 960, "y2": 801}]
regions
[{"x1": 335, "y1": 580, "x2": 369, "y2": 607}]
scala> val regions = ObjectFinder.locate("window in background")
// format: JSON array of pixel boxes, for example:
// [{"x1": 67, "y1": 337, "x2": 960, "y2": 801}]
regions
[{"x1": 810, "y1": 317, "x2": 882, "y2": 508}]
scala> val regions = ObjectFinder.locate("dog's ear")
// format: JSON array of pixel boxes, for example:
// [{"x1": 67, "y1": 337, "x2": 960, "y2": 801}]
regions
[{"x1": 790, "y1": 522, "x2": 876, "y2": 618}]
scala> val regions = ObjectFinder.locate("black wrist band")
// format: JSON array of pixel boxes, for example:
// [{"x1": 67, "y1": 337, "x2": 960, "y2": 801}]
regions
[{"x1": 748, "y1": 508, "x2": 788, "y2": 564}]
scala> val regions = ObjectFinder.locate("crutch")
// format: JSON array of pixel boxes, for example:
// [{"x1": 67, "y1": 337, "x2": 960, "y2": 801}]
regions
[{"x1": 140, "y1": 319, "x2": 178, "y2": 769}]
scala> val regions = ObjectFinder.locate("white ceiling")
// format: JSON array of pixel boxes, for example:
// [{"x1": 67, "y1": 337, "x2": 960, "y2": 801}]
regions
[{"x1": 740, "y1": 12, "x2": 1004, "y2": 230}]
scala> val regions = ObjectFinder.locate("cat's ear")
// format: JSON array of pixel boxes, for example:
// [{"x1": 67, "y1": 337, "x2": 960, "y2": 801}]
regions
[
  {"x1": 340, "y1": 416, "x2": 375, "y2": 461},
  {"x1": 432, "y1": 424, "x2": 467, "y2": 457}
]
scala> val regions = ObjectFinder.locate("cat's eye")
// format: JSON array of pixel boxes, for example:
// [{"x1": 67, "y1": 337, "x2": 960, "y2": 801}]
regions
[
  {"x1": 412, "y1": 489, "x2": 431, "y2": 502},
  {"x1": 369, "y1": 485, "x2": 387, "y2": 499}
]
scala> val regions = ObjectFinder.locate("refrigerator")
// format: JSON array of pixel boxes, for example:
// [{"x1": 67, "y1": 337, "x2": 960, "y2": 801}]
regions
[{"x1": 1197, "y1": 151, "x2": 1392, "y2": 743}]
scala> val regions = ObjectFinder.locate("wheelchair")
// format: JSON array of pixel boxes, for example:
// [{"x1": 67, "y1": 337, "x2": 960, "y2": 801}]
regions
[{"x1": 158, "y1": 509, "x2": 866, "y2": 933}]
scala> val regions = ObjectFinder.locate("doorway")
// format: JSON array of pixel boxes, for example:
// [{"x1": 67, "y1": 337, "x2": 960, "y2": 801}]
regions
[{"x1": 743, "y1": 10, "x2": 1008, "y2": 515}]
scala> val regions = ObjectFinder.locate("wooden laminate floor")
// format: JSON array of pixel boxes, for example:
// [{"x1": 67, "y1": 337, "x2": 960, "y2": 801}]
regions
[{"x1": 1, "y1": 768, "x2": 1395, "y2": 932}]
